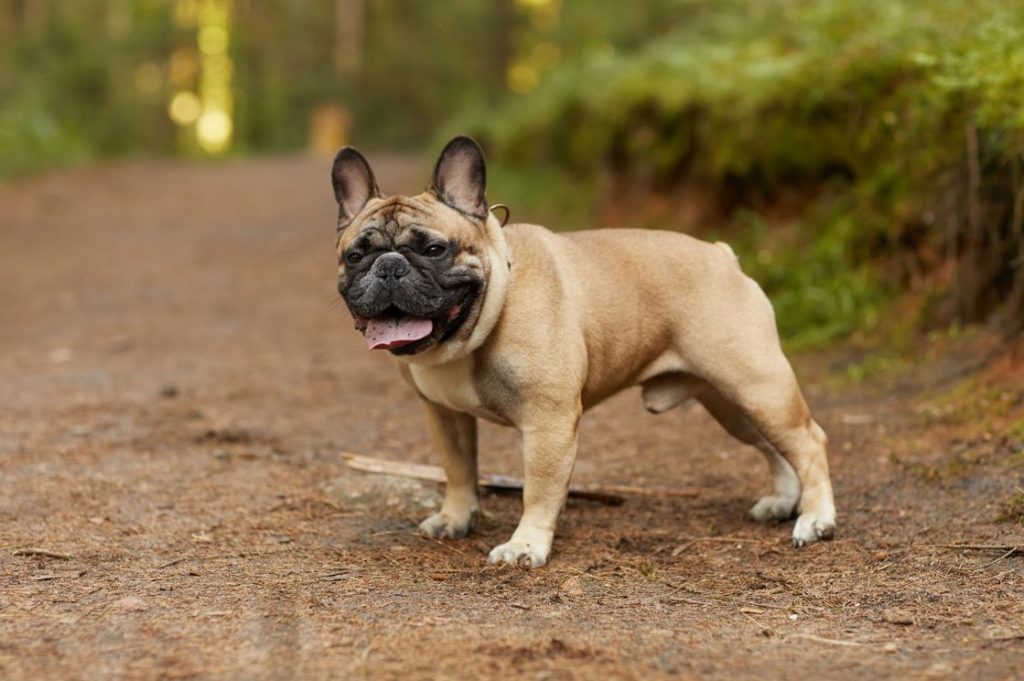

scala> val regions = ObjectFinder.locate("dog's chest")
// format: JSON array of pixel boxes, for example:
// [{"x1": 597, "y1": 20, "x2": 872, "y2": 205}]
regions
[{"x1": 408, "y1": 359, "x2": 495, "y2": 420}]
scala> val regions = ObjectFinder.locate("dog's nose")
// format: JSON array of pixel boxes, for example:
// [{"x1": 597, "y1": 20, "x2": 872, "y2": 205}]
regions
[{"x1": 371, "y1": 252, "x2": 410, "y2": 281}]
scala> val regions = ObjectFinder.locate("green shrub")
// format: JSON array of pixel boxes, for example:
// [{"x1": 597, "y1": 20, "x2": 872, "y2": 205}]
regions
[{"x1": 460, "y1": 0, "x2": 1024, "y2": 345}]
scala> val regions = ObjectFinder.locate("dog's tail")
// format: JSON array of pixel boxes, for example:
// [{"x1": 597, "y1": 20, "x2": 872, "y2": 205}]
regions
[{"x1": 714, "y1": 241, "x2": 740, "y2": 268}]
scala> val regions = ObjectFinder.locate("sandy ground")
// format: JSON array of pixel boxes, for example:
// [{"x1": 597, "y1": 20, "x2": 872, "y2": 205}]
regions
[{"x1": 1, "y1": 156, "x2": 1022, "y2": 680}]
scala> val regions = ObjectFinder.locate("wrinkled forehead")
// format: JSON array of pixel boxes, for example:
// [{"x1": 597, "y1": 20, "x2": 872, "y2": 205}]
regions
[{"x1": 337, "y1": 193, "x2": 480, "y2": 251}]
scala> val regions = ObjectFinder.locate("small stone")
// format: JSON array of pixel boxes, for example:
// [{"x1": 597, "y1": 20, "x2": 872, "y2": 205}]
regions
[
  {"x1": 981, "y1": 624, "x2": 1023, "y2": 641},
  {"x1": 322, "y1": 473, "x2": 442, "y2": 516},
  {"x1": 559, "y1": 575, "x2": 584, "y2": 597},
  {"x1": 883, "y1": 642, "x2": 899, "y2": 653},
  {"x1": 48, "y1": 347, "x2": 73, "y2": 363},
  {"x1": 108, "y1": 336, "x2": 135, "y2": 353},
  {"x1": 111, "y1": 595, "x2": 147, "y2": 612},
  {"x1": 925, "y1": 663, "x2": 953, "y2": 677},
  {"x1": 159, "y1": 384, "x2": 180, "y2": 398},
  {"x1": 882, "y1": 608, "x2": 914, "y2": 625}
]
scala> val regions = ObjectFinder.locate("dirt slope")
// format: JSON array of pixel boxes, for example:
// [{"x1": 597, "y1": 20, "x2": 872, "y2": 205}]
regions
[{"x1": 0, "y1": 157, "x2": 1022, "y2": 680}]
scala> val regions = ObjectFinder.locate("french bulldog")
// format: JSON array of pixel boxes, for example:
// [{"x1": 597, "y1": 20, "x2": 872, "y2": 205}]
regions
[{"x1": 332, "y1": 136, "x2": 836, "y2": 567}]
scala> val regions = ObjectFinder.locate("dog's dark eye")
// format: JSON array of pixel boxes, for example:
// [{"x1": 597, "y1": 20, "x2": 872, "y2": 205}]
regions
[
  {"x1": 424, "y1": 244, "x2": 447, "y2": 258},
  {"x1": 345, "y1": 252, "x2": 363, "y2": 265}
]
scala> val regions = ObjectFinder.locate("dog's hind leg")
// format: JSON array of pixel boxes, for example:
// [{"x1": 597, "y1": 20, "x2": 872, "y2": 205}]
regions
[
  {"x1": 642, "y1": 372, "x2": 800, "y2": 521},
  {"x1": 742, "y1": 390, "x2": 834, "y2": 546},
  {"x1": 695, "y1": 385, "x2": 800, "y2": 522},
  {"x1": 683, "y1": 276, "x2": 836, "y2": 547},
  {"x1": 700, "y1": 357, "x2": 836, "y2": 546}
]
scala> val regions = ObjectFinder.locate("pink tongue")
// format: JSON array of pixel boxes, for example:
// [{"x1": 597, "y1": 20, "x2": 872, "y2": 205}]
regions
[{"x1": 364, "y1": 317, "x2": 434, "y2": 350}]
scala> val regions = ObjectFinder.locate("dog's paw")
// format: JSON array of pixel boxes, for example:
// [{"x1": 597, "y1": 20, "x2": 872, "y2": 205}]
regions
[
  {"x1": 749, "y1": 494, "x2": 799, "y2": 522},
  {"x1": 418, "y1": 510, "x2": 477, "y2": 540},
  {"x1": 487, "y1": 541, "x2": 549, "y2": 568},
  {"x1": 791, "y1": 512, "x2": 836, "y2": 547}
]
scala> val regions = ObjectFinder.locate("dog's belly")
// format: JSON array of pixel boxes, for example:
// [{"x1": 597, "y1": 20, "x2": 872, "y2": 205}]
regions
[
  {"x1": 580, "y1": 349, "x2": 691, "y2": 411},
  {"x1": 408, "y1": 359, "x2": 511, "y2": 425}
]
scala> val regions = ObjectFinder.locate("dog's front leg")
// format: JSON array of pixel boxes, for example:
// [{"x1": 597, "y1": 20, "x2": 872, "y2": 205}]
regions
[
  {"x1": 418, "y1": 399, "x2": 480, "y2": 540},
  {"x1": 488, "y1": 413, "x2": 579, "y2": 568}
]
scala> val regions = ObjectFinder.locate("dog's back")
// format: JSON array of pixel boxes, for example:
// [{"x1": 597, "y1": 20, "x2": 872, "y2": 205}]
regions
[{"x1": 497, "y1": 224, "x2": 766, "y2": 407}]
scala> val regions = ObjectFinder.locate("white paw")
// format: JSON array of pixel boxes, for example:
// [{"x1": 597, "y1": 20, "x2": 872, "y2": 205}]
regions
[
  {"x1": 749, "y1": 494, "x2": 799, "y2": 522},
  {"x1": 487, "y1": 540, "x2": 549, "y2": 568},
  {"x1": 792, "y1": 512, "x2": 836, "y2": 547},
  {"x1": 418, "y1": 510, "x2": 476, "y2": 540}
]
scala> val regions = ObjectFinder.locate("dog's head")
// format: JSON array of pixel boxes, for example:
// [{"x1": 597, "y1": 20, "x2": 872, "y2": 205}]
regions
[{"x1": 332, "y1": 136, "x2": 508, "y2": 362}]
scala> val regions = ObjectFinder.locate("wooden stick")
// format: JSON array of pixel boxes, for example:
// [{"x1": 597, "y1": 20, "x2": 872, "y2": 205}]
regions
[
  {"x1": 154, "y1": 557, "x2": 188, "y2": 570},
  {"x1": 984, "y1": 547, "x2": 1021, "y2": 567},
  {"x1": 342, "y1": 452, "x2": 701, "y2": 505},
  {"x1": 787, "y1": 633, "x2": 877, "y2": 648},
  {"x1": 928, "y1": 544, "x2": 1023, "y2": 553},
  {"x1": 13, "y1": 548, "x2": 72, "y2": 560}
]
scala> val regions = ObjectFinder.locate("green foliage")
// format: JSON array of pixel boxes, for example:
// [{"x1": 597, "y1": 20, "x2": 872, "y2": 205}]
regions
[
  {"x1": 997, "y1": 488, "x2": 1024, "y2": 525},
  {"x1": 463, "y1": 0, "x2": 1024, "y2": 345},
  {"x1": 1010, "y1": 418, "x2": 1024, "y2": 442},
  {"x1": 0, "y1": 0, "x2": 528, "y2": 175},
  {"x1": 486, "y1": 164, "x2": 596, "y2": 231},
  {"x1": 0, "y1": 3, "x2": 182, "y2": 178},
  {"x1": 0, "y1": 96, "x2": 94, "y2": 177},
  {"x1": 728, "y1": 205, "x2": 891, "y2": 348}
]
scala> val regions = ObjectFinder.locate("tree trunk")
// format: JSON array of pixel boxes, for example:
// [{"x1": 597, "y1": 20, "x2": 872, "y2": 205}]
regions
[{"x1": 334, "y1": 0, "x2": 363, "y2": 74}]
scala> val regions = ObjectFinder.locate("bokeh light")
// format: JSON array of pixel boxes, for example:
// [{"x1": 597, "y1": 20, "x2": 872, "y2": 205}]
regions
[
  {"x1": 193, "y1": 0, "x2": 234, "y2": 155},
  {"x1": 507, "y1": 63, "x2": 539, "y2": 94},
  {"x1": 196, "y1": 109, "x2": 232, "y2": 152},
  {"x1": 168, "y1": 91, "x2": 202, "y2": 125}
]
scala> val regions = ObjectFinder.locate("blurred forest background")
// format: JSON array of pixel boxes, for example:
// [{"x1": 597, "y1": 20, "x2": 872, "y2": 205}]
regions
[{"x1": 2, "y1": 0, "x2": 1023, "y2": 348}]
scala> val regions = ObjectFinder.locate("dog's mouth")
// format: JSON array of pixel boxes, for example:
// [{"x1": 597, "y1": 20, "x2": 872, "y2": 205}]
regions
[
  {"x1": 354, "y1": 311, "x2": 435, "y2": 351},
  {"x1": 352, "y1": 295, "x2": 474, "y2": 355}
]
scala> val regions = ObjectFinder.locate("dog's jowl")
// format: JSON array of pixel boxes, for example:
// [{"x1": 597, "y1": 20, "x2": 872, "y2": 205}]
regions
[{"x1": 331, "y1": 136, "x2": 837, "y2": 568}]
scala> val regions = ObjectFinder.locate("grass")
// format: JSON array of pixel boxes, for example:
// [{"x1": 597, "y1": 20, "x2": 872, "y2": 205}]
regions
[{"x1": 997, "y1": 490, "x2": 1024, "y2": 526}]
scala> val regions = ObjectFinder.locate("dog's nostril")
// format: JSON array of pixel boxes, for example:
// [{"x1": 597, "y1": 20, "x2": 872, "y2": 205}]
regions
[{"x1": 373, "y1": 253, "x2": 410, "y2": 280}]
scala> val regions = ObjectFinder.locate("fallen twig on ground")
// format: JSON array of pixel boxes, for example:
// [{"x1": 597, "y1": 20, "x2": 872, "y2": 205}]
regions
[
  {"x1": 677, "y1": 535, "x2": 776, "y2": 546},
  {"x1": 342, "y1": 452, "x2": 702, "y2": 505},
  {"x1": 928, "y1": 544, "x2": 1023, "y2": 554},
  {"x1": 13, "y1": 548, "x2": 72, "y2": 560},
  {"x1": 417, "y1": 534, "x2": 469, "y2": 556},
  {"x1": 154, "y1": 557, "x2": 189, "y2": 570},
  {"x1": 787, "y1": 633, "x2": 880, "y2": 648},
  {"x1": 983, "y1": 547, "x2": 1022, "y2": 567}
]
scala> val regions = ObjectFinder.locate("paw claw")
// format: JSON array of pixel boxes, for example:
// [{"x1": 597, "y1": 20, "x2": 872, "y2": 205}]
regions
[
  {"x1": 791, "y1": 512, "x2": 836, "y2": 548},
  {"x1": 488, "y1": 541, "x2": 548, "y2": 568},
  {"x1": 418, "y1": 510, "x2": 476, "y2": 540}
]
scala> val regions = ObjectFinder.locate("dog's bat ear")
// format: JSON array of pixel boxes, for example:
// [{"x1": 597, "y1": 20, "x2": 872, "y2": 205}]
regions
[
  {"x1": 331, "y1": 147, "x2": 380, "y2": 230},
  {"x1": 430, "y1": 136, "x2": 487, "y2": 219}
]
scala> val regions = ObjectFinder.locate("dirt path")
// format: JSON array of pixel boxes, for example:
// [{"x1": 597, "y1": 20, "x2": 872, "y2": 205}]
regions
[{"x1": 1, "y1": 157, "x2": 1022, "y2": 680}]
